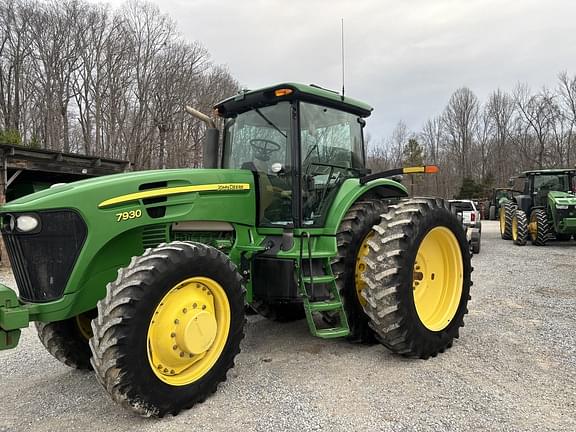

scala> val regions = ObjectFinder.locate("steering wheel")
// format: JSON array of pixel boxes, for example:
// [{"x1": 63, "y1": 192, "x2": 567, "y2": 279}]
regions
[{"x1": 250, "y1": 139, "x2": 281, "y2": 161}]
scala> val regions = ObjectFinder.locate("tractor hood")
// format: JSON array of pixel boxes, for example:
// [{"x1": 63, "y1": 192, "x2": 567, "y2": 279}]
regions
[
  {"x1": 1, "y1": 168, "x2": 257, "y2": 227},
  {"x1": 548, "y1": 191, "x2": 576, "y2": 206}
]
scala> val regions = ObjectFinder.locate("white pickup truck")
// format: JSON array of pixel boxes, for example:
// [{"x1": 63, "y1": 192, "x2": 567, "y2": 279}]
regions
[{"x1": 448, "y1": 199, "x2": 482, "y2": 253}]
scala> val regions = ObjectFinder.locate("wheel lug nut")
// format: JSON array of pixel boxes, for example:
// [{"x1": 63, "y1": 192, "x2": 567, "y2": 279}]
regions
[
  {"x1": 202, "y1": 305, "x2": 206, "y2": 310},
  {"x1": 174, "y1": 319, "x2": 179, "y2": 324},
  {"x1": 180, "y1": 352, "x2": 185, "y2": 357},
  {"x1": 173, "y1": 345, "x2": 178, "y2": 350},
  {"x1": 170, "y1": 370, "x2": 175, "y2": 374},
  {"x1": 163, "y1": 368, "x2": 169, "y2": 373},
  {"x1": 193, "y1": 303, "x2": 197, "y2": 309},
  {"x1": 182, "y1": 308, "x2": 187, "y2": 313},
  {"x1": 170, "y1": 332, "x2": 176, "y2": 338}
]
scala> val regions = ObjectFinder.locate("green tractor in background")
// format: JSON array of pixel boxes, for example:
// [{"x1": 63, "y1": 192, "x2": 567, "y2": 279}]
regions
[
  {"x1": 487, "y1": 187, "x2": 516, "y2": 220},
  {"x1": 499, "y1": 169, "x2": 576, "y2": 245},
  {"x1": 0, "y1": 83, "x2": 472, "y2": 417}
]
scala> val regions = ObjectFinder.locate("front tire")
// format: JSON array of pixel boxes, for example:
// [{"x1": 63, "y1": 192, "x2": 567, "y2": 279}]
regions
[
  {"x1": 361, "y1": 198, "x2": 472, "y2": 359},
  {"x1": 500, "y1": 202, "x2": 517, "y2": 240},
  {"x1": 90, "y1": 242, "x2": 245, "y2": 417}
]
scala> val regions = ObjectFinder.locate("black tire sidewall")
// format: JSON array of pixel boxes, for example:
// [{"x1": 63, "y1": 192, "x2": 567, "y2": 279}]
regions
[
  {"x1": 396, "y1": 205, "x2": 471, "y2": 349},
  {"x1": 116, "y1": 247, "x2": 244, "y2": 414}
]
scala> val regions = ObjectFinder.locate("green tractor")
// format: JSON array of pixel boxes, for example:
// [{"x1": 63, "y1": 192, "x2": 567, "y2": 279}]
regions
[
  {"x1": 487, "y1": 187, "x2": 516, "y2": 220},
  {"x1": 499, "y1": 169, "x2": 576, "y2": 245},
  {"x1": 0, "y1": 83, "x2": 472, "y2": 417}
]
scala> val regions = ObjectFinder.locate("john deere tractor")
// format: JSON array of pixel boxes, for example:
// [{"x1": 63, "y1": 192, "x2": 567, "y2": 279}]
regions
[
  {"x1": 499, "y1": 169, "x2": 576, "y2": 245},
  {"x1": 487, "y1": 188, "x2": 516, "y2": 220},
  {"x1": 0, "y1": 83, "x2": 471, "y2": 417}
]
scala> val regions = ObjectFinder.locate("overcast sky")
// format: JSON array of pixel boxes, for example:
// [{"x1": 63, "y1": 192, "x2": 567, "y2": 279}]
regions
[{"x1": 90, "y1": 0, "x2": 576, "y2": 142}]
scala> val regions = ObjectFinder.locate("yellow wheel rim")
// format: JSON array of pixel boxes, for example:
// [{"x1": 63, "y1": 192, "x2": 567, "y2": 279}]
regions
[
  {"x1": 147, "y1": 277, "x2": 230, "y2": 386},
  {"x1": 512, "y1": 215, "x2": 518, "y2": 241},
  {"x1": 354, "y1": 232, "x2": 373, "y2": 307},
  {"x1": 413, "y1": 227, "x2": 463, "y2": 331},
  {"x1": 499, "y1": 207, "x2": 506, "y2": 235}
]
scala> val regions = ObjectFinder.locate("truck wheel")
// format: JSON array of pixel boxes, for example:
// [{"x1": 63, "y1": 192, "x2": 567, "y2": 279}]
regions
[
  {"x1": 489, "y1": 205, "x2": 496, "y2": 220},
  {"x1": 499, "y1": 202, "x2": 516, "y2": 240},
  {"x1": 249, "y1": 301, "x2": 305, "y2": 322},
  {"x1": 35, "y1": 309, "x2": 97, "y2": 370},
  {"x1": 512, "y1": 209, "x2": 528, "y2": 246},
  {"x1": 471, "y1": 231, "x2": 481, "y2": 254},
  {"x1": 332, "y1": 197, "x2": 387, "y2": 343},
  {"x1": 90, "y1": 242, "x2": 245, "y2": 417},
  {"x1": 361, "y1": 198, "x2": 472, "y2": 359},
  {"x1": 529, "y1": 209, "x2": 549, "y2": 246}
]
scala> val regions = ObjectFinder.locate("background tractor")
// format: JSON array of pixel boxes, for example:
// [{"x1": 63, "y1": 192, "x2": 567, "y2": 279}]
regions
[
  {"x1": 498, "y1": 169, "x2": 576, "y2": 245},
  {"x1": 0, "y1": 83, "x2": 472, "y2": 417},
  {"x1": 487, "y1": 188, "x2": 516, "y2": 220}
]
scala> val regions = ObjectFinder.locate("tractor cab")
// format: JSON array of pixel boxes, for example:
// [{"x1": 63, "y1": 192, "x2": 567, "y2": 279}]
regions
[
  {"x1": 512, "y1": 169, "x2": 576, "y2": 210},
  {"x1": 215, "y1": 83, "x2": 372, "y2": 228}
]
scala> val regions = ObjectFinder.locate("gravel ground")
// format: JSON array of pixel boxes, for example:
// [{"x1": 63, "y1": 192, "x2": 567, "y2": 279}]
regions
[{"x1": 0, "y1": 221, "x2": 575, "y2": 432}]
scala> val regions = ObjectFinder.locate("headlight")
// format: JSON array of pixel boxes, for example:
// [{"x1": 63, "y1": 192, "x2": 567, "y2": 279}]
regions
[
  {"x1": 556, "y1": 205, "x2": 568, "y2": 210},
  {"x1": 16, "y1": 214, "x2": 40, "y2": 232}
]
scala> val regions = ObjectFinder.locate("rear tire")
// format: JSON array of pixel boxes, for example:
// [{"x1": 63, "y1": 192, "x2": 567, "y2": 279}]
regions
[
  {"x1": 512, "y1": 209, "x2": 528, "y2": 246},
  {"x1": 35, "y1": 309, "x2": 97, "y2": 370},
  {"x1": 489, "y1": 205, "x2": 496, "y2": 220},
  {"x1": 250, "y1": 301, "x2": 305, "y2": 322},
  {"x1": 530, "y1": 209, "x2": 550, "y2": 246},
  {"x1": 90, "y1": 242, "x2": 245, "y2": 417},
  {"x1": 332, "y1": 197, "x2": 388, "y2": 343},
  {"x1": 361, "y1": 198, "x2": 472, "y2": 359}
]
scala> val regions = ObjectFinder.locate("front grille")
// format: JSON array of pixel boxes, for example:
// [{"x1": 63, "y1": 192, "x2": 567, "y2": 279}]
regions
[
  {"x1": 557, "y1": 205, "x2": 576, "y2": 220},
  {"x1": 2, "y1": 210, "x2": 87, "y2": 302}
]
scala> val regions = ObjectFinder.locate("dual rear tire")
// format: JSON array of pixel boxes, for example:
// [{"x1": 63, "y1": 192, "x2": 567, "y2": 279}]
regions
[{"x1": 337, "y1": 197, "x2": 472, "y2": 358}]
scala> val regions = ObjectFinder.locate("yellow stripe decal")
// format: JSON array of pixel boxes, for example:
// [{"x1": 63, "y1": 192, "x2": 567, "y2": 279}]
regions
[
  {"x1": 98, "y1": 183, "x2": 250, "y2": 208},
  {"x1": 403, "y1": 167, "x2": 426, "y2": 174}
]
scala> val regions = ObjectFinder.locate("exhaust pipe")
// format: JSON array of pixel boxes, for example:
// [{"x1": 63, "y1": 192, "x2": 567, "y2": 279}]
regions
[{"x1": 185, "y1": 105, "x2": 219, "y2": 169}]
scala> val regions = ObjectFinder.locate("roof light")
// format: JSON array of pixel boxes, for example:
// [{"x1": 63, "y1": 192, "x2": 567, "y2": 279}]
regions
[{"x1": 274, "y1": 88, "x2": 293, "y2": 97}]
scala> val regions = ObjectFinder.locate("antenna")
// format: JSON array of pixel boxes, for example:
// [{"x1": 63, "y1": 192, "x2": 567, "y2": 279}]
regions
[{"x1": 341, "y1": 18, "x2": 345, "y2": 100}]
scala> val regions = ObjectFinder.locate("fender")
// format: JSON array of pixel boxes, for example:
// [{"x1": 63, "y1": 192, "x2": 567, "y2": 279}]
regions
[{"x1": 323, "y1": 178, "x2": 408, "y2": 234}]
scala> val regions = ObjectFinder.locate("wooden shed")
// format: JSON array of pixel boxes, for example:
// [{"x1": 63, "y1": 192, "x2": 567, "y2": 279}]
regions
[
  {"x1": 0, "y1": 144, "x2": 130, "y2": 264},
  {"x1": 0, "y1": 144, "x2": 130, "y2": 204}
]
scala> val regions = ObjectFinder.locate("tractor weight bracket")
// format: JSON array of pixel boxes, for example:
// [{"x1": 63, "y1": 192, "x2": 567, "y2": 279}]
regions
[
  {"x1": 0, "y1": 283, "x2": 28, "y2": 350},
  {"x1": 0, "y1": 283, "x2": 29, "y2": 331}
]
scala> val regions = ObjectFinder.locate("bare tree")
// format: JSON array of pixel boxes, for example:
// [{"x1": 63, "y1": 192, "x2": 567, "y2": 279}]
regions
[{"x1": 442, "y1": 87, "x2": 479, "y2": 178}]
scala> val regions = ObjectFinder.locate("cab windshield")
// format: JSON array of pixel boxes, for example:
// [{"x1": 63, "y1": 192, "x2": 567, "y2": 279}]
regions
[{"x1": 222, "y1": 102, "x2": 293, "y2": 226}]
